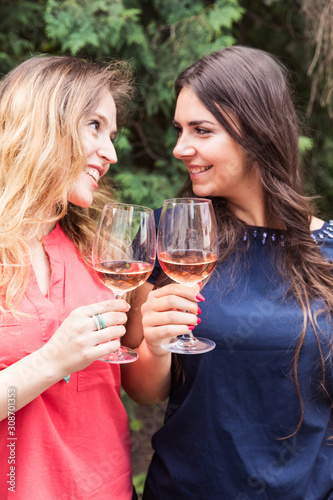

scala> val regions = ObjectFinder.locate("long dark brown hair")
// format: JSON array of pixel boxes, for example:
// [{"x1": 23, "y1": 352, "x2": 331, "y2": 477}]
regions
[{"x1": 165, "y1": 46, "x2": 333, "y2": 436}]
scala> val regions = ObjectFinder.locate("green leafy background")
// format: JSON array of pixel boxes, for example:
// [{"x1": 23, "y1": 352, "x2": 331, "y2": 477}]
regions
[{"x1": 1, "y1": 0, "x2": 332, "y2": 494}]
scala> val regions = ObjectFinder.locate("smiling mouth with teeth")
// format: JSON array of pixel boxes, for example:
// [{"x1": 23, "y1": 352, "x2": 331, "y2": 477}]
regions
[
  {"x1": 190, "y1": 165, "x2": 213, "y2": 174},
  {"x1": 86, "y1": 167, "x2": 100, "y2": 183}
]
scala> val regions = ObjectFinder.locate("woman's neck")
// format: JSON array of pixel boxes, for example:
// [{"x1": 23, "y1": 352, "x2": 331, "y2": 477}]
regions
[{"x1": 229, "y1": 196, "x2": 285, "y2": 230}]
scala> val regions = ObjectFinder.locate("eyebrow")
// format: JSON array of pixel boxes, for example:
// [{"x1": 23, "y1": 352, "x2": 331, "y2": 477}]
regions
[{"x1": 173, "y1": 119, "x2": 216, "y2": 126}]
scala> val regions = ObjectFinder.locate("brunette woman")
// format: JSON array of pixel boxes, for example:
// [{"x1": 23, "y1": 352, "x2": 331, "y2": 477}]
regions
[{"x1": 122, "y1": 46, "x2": 333, "y2": 499}]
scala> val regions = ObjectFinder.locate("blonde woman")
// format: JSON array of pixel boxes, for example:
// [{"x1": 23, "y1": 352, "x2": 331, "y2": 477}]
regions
[{"x1": 0, "y1": 56, "x2": 138, "y2": 499}]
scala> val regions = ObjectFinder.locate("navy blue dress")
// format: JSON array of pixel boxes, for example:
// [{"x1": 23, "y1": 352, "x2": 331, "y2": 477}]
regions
[{"x1": 144, "y1": 221, "x2": 333, "y2": 500}]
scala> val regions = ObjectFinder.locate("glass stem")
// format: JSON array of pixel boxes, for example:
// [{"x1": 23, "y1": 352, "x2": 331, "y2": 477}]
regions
[
  {"x1": 181, "y1": 289, "x2": 199, "y2": 344},
  {"x1": 113, "y1": 292, "x2": 124, "y2": 345},
  {"x1": 180, "y1": 331, "x2": 196, "y2": 344}
]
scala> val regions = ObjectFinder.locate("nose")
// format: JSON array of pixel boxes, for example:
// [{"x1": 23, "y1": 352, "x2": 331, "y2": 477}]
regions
[
  {"x1": 98, "y1": 138, "x2": 118, "y2": 165},
  {"x1": 173, "y1": 135, "x2": 196, "y2": 159}
]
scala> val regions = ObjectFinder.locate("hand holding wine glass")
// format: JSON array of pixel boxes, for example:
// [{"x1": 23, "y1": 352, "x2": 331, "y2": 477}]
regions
[
  {"x1": 157, "y1": 198, "x2": 218, "y2": 354},
  {"x1": 92, "y1": 203, "x2": 156, "y2": 363}
]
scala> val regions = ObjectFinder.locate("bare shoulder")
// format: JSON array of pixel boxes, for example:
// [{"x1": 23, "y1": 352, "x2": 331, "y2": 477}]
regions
[{"x1": 310, "y1": 216, "x2": 325, "y2": 231}]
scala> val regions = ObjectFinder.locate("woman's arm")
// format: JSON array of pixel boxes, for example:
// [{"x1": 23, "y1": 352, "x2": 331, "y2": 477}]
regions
[
  {"x1": 121, "y1": 282, "x2": 201, "y2": 405},
  {"x1": 0, "y1": 299, "x2": 129, "y2": 421}
]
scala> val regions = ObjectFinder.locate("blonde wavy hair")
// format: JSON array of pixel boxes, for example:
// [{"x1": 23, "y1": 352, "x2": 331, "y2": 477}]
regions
[{"x1": 0, "y1": 55, "x2": 134, "y2": 314}]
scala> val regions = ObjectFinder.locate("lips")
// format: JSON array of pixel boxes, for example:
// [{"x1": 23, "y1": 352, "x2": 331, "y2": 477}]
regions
[
  {"x1": 188, "y1": 165, "x2": 213, "y2": 174},
  {"x1": 86, "y1": 167, "x2": 100, "y2": 183}
]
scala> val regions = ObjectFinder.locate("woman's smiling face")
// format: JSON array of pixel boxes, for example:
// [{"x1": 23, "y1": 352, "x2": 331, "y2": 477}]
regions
[
  {"x1": 67, "y1": 90, "x2": 118, "y2": 208},
  {"x1": 173, "y1": 87, "x2": 259, "y2": 206}
]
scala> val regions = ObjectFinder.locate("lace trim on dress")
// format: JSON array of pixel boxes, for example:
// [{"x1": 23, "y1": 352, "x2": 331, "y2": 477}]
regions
[
  {"x1": 243, "y1": 227, "x2": 285, "y2": 246},
  {"x1": 242, "y1": 220, "x2": 333, "y2": 247},
  {"x1": 311, "y1": 220, "x2": 333, "y2": 244}
]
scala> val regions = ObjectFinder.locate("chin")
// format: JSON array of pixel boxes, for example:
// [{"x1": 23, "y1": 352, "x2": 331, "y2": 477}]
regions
[
  {"x1": 67, "y1": 196, "x2": 94, "y2": 208},
  {"x1": 192, "y1": 185, "x2": 213, "y2": 198}
]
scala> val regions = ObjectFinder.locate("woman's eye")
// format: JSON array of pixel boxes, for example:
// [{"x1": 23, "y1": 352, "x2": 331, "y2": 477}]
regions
[
  {"x1": 195, "y1": 127, "x2": 210, "y2": 135},
  {"x1": 89, "y1": 120, "x2": 100, "y2": 131}
]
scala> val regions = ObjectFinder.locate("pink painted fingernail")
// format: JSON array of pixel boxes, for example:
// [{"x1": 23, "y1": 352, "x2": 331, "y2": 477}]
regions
[
  {"x1": 195, "y1": 293, "x2": 205, "y2": 302},
  {"x1": 197, "y1": 306, "x2": 202, "y2": 315},
  {"x1": 188, "y1": 325, "x2": 196, "y2": 330},
  {"x1": 197, "y1": 317, "x2": 201, "y2": 325}
]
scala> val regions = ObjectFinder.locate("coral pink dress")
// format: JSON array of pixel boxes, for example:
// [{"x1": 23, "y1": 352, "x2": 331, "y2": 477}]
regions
[{"x1": 0, "y1": 224, "x2": 133, "y2": 499}]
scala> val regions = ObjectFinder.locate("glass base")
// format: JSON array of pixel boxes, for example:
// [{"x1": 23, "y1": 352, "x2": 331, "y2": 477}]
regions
[
  {"x1": 161, "y1": 336, "x2": 216, "y2": 354},
  {"x1": 98, "y1": 346, "x2": 138, "y2": 364}
]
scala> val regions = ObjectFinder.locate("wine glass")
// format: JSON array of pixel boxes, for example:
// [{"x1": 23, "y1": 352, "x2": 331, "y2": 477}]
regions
[
  {"x1": 92, "y1": 203, "x2": 156, "y2": 363},
  {"x1": 157, "y1": 198, "x2": 218, "y2": 354}
]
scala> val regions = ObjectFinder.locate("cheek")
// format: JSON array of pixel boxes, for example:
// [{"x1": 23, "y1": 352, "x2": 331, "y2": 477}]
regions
[
  {"x1": 67, "y1": 173, "x2": 85, "y2": 200},
  {"x1": 224, "y1": 159, "x2": 245, "y2": 180},
  {"x1": 82, "y1": 131, "x2": 95, "y2": 158},
  {"x1": 217, "y1": 146, "x2": 247, "y2": 180},
  {"x1": 67, "y1": 184, "x2": 79, "y2": 204}
]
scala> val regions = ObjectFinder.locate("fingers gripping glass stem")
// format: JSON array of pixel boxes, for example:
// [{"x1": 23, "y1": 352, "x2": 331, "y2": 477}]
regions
[
  {"x1": 160, "y1": 286, "x2": 216, "y2": 354},
  {"x1": 99, "y1": 293, "x2": 138, "y2": 364}
]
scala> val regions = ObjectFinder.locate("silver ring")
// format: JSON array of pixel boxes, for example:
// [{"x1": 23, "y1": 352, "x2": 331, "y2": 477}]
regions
[
  {"x1": 92, "y1": 313, "x2": 106, "y2": 331},
  {"x1": 92, "y1": 314, "x2": 101, "y2": 331},
  {"x1": 97, "y1": 313, "x2": 106, "y2": 329}
]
